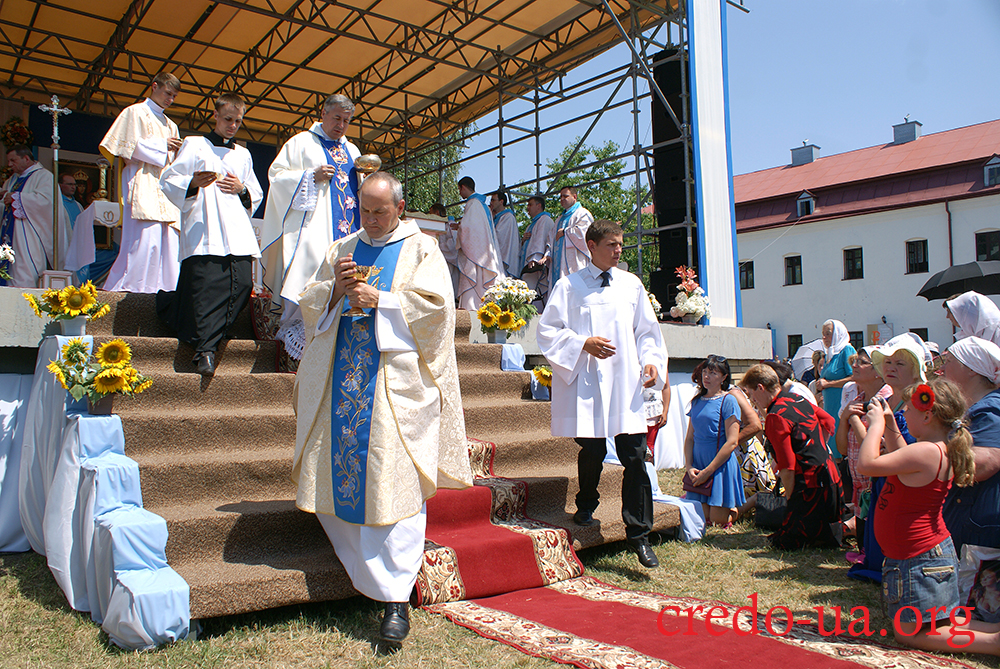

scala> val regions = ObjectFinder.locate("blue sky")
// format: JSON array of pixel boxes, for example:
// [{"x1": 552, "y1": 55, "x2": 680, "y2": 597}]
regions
[{"x1": 461, "y1": 0, "x2": 1000, "y2": 192}]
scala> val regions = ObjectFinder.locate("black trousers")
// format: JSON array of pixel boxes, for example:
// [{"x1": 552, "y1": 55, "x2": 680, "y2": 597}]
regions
[
  {"x1": 156, "y1": 254, "x2": 253, "y2": 355},
  {"x1": 574, "y1": 433, "x2": 653, "y2": 540}
]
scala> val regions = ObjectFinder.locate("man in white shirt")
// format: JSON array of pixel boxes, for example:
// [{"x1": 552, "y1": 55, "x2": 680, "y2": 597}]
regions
[
  {"x1": 99, "y1": 72, "x2": 183, "y2": 293},
  {"x1": 157, "y1": 93, "x2": 263, "y2": 375},
  {"x1": 453, "y1": 176, "x2": 504, "y2": 310},
  {"x1": 489, "y1": 189, "x2": 521, "y2": 277},
  {"x1": 261, "y1": 94, "x2": 361, "y2": 356},
  {"x1": 551, "y1": 185, "x2": 594, "y2": 286},
  {"x1": 0, "y1": 146, "x2": 71, "y2": 287},
  {"x1": 518, "y1": 194, "x2": 556, "y2": 308},
  {"x1": 537, "y1": 219, "x2": 668, "y2": 568}
]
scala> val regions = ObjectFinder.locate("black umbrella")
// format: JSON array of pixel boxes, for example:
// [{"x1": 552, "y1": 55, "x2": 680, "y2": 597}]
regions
[{"x1": 918, "y1": 261, "x2": 1000, "y2": 300}]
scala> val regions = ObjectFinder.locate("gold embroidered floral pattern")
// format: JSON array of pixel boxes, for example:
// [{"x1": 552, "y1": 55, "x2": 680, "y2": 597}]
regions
[{"x1": 415, "y1": 540, "x2": 466, "y2": 605}]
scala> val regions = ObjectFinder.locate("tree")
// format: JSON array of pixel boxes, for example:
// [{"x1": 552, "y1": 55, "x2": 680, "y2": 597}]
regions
[
  {"x1": 545, "y1": 138, "x2": 658, "y2": 288},
  {"x1": 398, "y1": 127, "x2": 471, "y2": 216}
]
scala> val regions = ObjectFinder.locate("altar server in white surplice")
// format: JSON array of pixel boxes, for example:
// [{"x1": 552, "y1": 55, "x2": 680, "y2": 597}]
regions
[
  {"x1": 99, "y1": 71, "x2": 183, "y2": 293},
  {"x1": 518, "y1": 194, "x2": 556, "y2": 309},
  {"x1": 0, "y1": 146, "x2": 71, "y2": 287},
  {"x1": 261, "y1": 94, "x2": 361, "y2": 356},
  {"x1": 454, "y1": 176, "x2": 504, "y2": 310},
  {"x1": 550, "y1": 185, "x2": 594, "y2": 286},
  {"x1": 537, "y1": 219, "x2": 668, "y2": 569},
  {"x1": 489, "y1": 189, "x2": 521, "y2": 277},
  {"x1": 293, "y1": 172, "x2": 471, "y2": 644},
  {"x1": 156, "y1": 94, "x2": 263, "y2": 377}
]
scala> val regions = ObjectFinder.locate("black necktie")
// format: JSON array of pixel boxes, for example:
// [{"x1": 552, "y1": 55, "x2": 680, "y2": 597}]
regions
[{"x1": 600, "y1": 270, "x2": 611, "y2": 287}]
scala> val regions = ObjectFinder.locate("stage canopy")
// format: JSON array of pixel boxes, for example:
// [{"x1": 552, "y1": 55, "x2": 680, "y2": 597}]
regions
[{"x1": 0, "y1": 0, "x2": 679, "y2": 158}]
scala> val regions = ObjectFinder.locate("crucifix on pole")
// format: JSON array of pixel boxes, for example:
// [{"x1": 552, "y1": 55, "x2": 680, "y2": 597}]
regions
[{"x1": 38, "y1": 95, "x2": 72, "y2": 271}]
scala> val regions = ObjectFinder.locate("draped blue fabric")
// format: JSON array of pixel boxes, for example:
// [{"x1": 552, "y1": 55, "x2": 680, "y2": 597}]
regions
[
  {"x1": 551, "y1": 201, "x2": 581, "y2": 286},
  {"x1": 312, "y1": 133, "x2": 359, "y2": 241},
  {"x1": 329, "y1": 239, "x2": 404, "y2": 523},
  {"x1": 0, "y1": 172, "x2": 31, "y2": 286}
]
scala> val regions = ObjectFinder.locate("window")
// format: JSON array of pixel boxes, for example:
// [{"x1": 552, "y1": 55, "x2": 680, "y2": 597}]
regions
[
  {"x1": 910, "y1": 328, "x2": 928, "y2": 342},
  {"x1": 788, "y1": 334, "x2": 803, "y2": 359},
  {"x1": 977, "y1": 231, "x2": 1000, "y2": 261},
  {"x1": 739, "y1": 261, "x2": 754, "y2": 290},
  {"x1": 796, "y1": 191, "x2": 814, "y2": 218},
  {"x1": 906, "y1": 239, "x2": 929, "y2": 274},
  {"x1": 848, "y1": 331, "x2": 864, "y2": 352},
  {"x1": 844, "y1": 247, "x2": 863, "y2": 280},
  {"x1": 784, "y1": 255, "x2": 802, "y2": 286},
  {"x1": 987, "y1": 156, "x2": 1000, "y2": 187}
]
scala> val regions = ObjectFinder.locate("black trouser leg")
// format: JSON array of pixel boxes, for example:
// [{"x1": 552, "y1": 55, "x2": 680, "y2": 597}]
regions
[
  {"x1": 614, "y1": 433, "x2": 654, "y2": 540},
  {"x1": 574, "y1": 437, "x2": 606, "y2": 513}
]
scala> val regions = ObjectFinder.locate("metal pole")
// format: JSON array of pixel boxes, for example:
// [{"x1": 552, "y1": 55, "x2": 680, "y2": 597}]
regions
[
  {"x1": 630, "y1": 7, "x2": 643, "y2": 280},
  {"x1": 497, "y1": 48, "x2": 504, "y2": 190},
  {"x1": 38, "y1": 95, "x2": 71, "y2": 272},
  {"x1": 534, "y1": 77, "x2": 541, "y2": 193}
]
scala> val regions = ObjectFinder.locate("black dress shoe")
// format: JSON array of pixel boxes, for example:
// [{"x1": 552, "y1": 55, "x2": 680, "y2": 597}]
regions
[
  {"x1": 379, "y1": 601, "x2": 410, "y2": 642},
  {"x1": 195, "y1": 352, "x2": 216, "y2": 376},
  {"x1": 627, "y1": 537, "x2": 659, "y2": 568},
  {"x1": 573, "y1": 509, "x2": 595, "y2": 526}
]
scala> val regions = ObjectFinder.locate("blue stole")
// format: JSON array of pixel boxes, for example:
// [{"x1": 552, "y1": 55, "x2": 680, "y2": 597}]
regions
[
  {"x1": 0, "y1": 172, "x2": 31, "y2": 286},
  {"x1": 551, "y1": 201, "x2": 581, "y2": 285},
  {"x1": 468, "y1": 193, "x2": 503, "y2": 260},
  {"x1": 518, "y1": 211, "x2": 548, "y2": 269},
  {"x1": 313, "y1": 133, "x2": 359, "y2": 241},
  {"x1": 329, "y1": 238, "x2": 405, "y2": 523}
]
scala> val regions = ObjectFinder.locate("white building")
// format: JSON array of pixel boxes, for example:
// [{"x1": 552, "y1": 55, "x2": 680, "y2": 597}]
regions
[{"x1": 735, "y1": 119, "x2": 1000, "y2": 359}]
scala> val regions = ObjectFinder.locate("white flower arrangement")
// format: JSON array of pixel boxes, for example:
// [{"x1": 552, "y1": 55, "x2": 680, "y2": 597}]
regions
[
  {"x1": 648, "y1": 292, "x2": 662, "y2": 316},
  {"x1": 478, "y1": 277, "x2": 538, "y2": 334},
  {"x1": 0, "y1": 243, "x2": 14, "y2": 281},
  {"x1": 482, "y1": 276, "x2": 537, "y2": 306},
  {"x1": 668, "y1": 265, "x2": 711, "y2": 320}
]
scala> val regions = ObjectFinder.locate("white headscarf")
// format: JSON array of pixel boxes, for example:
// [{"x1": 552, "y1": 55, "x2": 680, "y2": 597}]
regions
[
  {"x1": 822, "y1": 319, "x2": 850, "y2": 358},
  {"x1": 945, "y1": 292, "x2": 1000, "y2": 346},
  {"x1": 948, "y1": 336, "x2": 1000, "y2": 386}
]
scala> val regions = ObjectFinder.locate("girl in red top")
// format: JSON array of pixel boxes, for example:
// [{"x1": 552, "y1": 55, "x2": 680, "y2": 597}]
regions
[{"x1": 859, "y1": 378, "x2": 1000, "y2": 655}]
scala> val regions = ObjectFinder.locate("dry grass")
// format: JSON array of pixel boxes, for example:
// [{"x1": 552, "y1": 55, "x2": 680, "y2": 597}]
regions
[{"x1": 0, "y1": 469, "x2": 996, "y2": 668}]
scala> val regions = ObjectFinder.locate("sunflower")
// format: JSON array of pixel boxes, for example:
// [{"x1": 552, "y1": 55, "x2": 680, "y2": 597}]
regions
[
  {"x1": 46, "y1": 360, "x2": 69, "y2": 389},
  {"x1": 477, "y1": 305, "x2": 497, "y2": 328},
  {"x1": 59, "y1": 285, "x2": 97, "y2": 317},
  {"x1": 60, "y1": 338, "x2": 90, "y2": 365},
  {"x1": 23, "y1": 293, "x2": 43, "y2": 318},
  {"x1": 532, "y1": 365, "x2": 552, "y2": 388},
  {"x1": 93, "y1": 367, "x2": 128, "y2": 394},
  {"x1": 132, "y1": 378, "x2": 153, "y2": 394},
  {"x1": 41, "y1": 289, "x2": 63, "y2": 313},
  {"x1": 496, "y1": 310, "x2": 517, "y2": 330},
  {"x1": 90, "y1": 303, "x2": 111, "y2": 320},
  {"x1": 96, "y1": 339, "x2": 132, "y2": 367},
  {"x1": 514, "y1": 318, "x2": 527, "y2": 331},
  {"x1": 486, "y1": 302, "x2": 502, "y2": 316},
  {"x1": 82, "y1": 280, "x2": 98, "y2": 301}
]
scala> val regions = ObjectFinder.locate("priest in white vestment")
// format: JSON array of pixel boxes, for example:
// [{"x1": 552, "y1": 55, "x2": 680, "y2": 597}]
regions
[
  {"x1": 454, "y1": 176, "x2": 504, "y2": 310},
  {"x1": 157, "y1": 94, "x2": 264, "y2": 376},
  {"x1": 551, "y1": 185, "x2": 594, "y2": 287},
  {"x1": 293, "y1": 172, "x2": 471, "y2": 643},
  {"x1": 519, "y1": 194, "x2": 556, "y2": 309},
  {"x1": 261, "y1": 94, "x2": 361, "y2": 358},
  {"x1": 489, "y1": 190, "x2": 521, "y2": 277},
  {"x1": 0, "y1": 146, "x2": 71, "y2": 287},
  {"x1": 99, "y1": 72, "x2": 183, "y2": 293},
  {"x1": 537, "y1": 219, "x2": 668, "y2": 569}
]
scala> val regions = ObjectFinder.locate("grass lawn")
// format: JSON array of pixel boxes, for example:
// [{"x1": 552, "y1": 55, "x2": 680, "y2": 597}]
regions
[{"x1": 1, "y1": 470, "x2": 996, "y2": 668}]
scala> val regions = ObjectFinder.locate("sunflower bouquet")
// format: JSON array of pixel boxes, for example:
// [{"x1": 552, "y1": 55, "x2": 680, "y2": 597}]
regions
[
  {"x1": 476, "y1": 277, "x2": 538, "y2": 335},
  {"x1": 532, "y1": 365, "x2": 552, "y2": 388},
  {"x1": 47, "y1": 337, "x2": 152, "y2": 403},
  {"x1": 23, "y1": 281, "x2": 110, "y2": 322}
]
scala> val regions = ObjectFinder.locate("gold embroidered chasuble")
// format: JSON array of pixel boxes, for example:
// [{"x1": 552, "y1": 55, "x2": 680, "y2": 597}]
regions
[{"x1": 292, "y1": 220, "x2": 472, "y2": 526}]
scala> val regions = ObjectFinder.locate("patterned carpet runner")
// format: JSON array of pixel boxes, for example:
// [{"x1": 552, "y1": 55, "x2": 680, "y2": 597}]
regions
[{"x1": 418, "y1": 440, "x2": 976, "y2": 669}]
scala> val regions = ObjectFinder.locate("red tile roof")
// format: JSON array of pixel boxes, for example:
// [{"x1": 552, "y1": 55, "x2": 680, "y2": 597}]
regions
[{"x1": 734, "y1": 119, "x2": 1000, "y2": 203}]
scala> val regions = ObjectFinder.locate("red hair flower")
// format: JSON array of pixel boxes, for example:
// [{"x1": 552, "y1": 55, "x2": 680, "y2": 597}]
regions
[{"x1": 912, "y1": 384, "x2": 935, "y2": 412}]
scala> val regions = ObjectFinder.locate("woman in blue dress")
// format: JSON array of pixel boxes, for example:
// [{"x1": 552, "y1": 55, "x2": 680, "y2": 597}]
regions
[
  {"x1": 816, "y1": 319, "x2": 856, "y2": 425},
  {"x1": 683, "y1": 355, "x2": 745, "y2": 527}
]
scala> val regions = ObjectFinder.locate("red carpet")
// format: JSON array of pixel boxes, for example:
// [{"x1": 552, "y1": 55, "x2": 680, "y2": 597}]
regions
[
  {"x1": 426, "y1": 577, "x2": 976, "y2": 669},
  {"x1": 414, "y1": 439, "x2": 583, "y2": 605}
]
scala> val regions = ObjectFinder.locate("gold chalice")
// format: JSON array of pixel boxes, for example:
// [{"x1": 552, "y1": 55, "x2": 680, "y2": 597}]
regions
[{"x1": 346, "y1": 265, "x2": 373, "y2": 316}]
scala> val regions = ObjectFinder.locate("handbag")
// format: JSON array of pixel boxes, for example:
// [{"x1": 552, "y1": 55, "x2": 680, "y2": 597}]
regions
[
  {"x1": 682, "y1": 395, "x2": 727, "y2": 497},
  {"x1": 755, "y1": 486, "x2": 788, "y2": 530}
]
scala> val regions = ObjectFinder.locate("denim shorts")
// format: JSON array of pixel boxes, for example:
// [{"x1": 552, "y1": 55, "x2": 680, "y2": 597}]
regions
[{"x1": 882, "y1": 536, "x2": 960, "y2": 624}]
